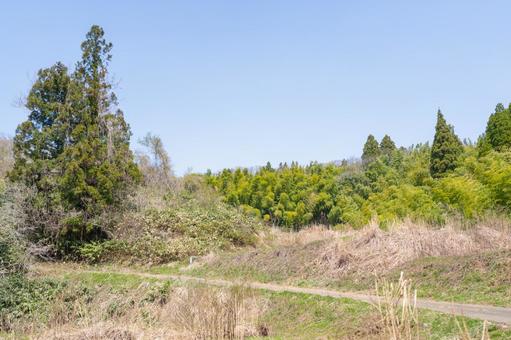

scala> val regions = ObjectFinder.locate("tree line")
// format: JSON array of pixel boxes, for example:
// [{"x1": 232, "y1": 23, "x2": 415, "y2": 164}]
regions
[{"x1": 206, "y1": 108, "x2": 511, "y2": 229}]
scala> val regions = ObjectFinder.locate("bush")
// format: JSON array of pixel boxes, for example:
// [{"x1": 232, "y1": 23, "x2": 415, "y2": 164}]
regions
[
  {"x1": 78, "y1": 200, "x2": 261, "y2": 264},
  {"x1": 367, "y1": 184, "x2": 443, "y2": 225},
  {"x1": 0, "y1": 228, "x2": 24, "y2": 276},
  {"x1": 0, "y1": 275, "x2": 65, "y2": 330},
  {"x1": 0, "y1": 136, "x2": 13, "y2": 179},
  {"x1": 0, "y1": 183, "x2": 26, "y2": 276},
  {"x1": 433, "y1": 176, "x2": 491, "y2": 219}
]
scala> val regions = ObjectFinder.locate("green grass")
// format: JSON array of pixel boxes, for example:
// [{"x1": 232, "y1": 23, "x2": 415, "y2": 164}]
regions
[
  {"x1": 183, "y1": 240, "x2": 328, "y2": 283},
  {"x1": 190, "y1": 262, "x2": 280, "y2": 283},
  {"x1": 142, "y1": 260, "x2": 189, "y2": 275},
  {"x1": 36, "y1": 268, "x2": 511, "y2": 339},
  {"x1": 397, "y1": 250, "x2": 511, "y2": 306},
  {"x1": 323, "y1": 250, "x2": 511, "y2": 307},
  {"x1": 61, "y1": 271, "x2": 162, "y2": 291},
  {"x1": 178, "y1": 248, "x2": 511, "y2": 307},
  {"x1": 256, "y1": 290, "x2": 511, "y2": 339},
  {"x1": 258, "y1": 291, "x2": 373, "y2": 339}
]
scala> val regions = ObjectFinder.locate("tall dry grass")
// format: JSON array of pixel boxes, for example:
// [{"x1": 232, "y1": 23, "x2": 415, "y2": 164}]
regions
[
  {"x1": 319, "y1": 218, "x2": 511, "y2": 276},
  {"x1": 259, "y1": 224, "x2": 340, "y2": 248},
  {"x1": 170, "y1": 286, "x2": 264, "y2": 339},
  {"x1": 195, "y1": 218, "x2": 510, "y2": 286},
  {"x1": 6, "y1": 283, "x2": 266, "y2": 340},
  {"x1": 375, "y1": 272, "x2": 420, "y2": 340},
  {"x1": 374, "y1": 273, "x2": 493, "y2": 340}
]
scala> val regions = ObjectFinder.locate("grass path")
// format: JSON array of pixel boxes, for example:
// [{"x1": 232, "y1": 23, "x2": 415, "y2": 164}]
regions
[{"x1": 43, "y1": 265, "x2": 511, "y2": 326}]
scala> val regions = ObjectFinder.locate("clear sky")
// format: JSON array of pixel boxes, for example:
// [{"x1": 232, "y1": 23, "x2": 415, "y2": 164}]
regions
[{"x1": 1, "y1": 1, "x2": 510, "y2": 174}]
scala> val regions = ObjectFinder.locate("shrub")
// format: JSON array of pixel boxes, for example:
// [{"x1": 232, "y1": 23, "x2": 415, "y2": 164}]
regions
[
  {"x1": 0, "y1": 136, "x2": 13, "y2": 179},
  {"x1": 78, "y1": 200, "x2": 261, "y2": 264},
  {"x1": 0, "y1": 275, "x2": 65, "y2": 330},
  {"x1": 433, "y1": 176, "x2": 491, "y2": 219},
  {"x1": 0, "y1": 228, "x2": 24, "y2": 276},
  {"x1": 0, "y1": 183, "x2": 27, "y2": 276},
  {"x1": 367, "y1": 184, "x2": 443, "y2": 225}
]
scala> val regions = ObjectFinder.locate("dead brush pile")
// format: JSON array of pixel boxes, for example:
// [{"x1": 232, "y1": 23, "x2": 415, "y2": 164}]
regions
[{"x1": 319, "y1": 219, "x2": 511, "y2": 277}]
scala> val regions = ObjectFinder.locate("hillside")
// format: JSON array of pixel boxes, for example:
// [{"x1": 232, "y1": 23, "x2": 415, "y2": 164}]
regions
[{"x1": 1, "y1": 24, "x2": 511, "y2": 339}]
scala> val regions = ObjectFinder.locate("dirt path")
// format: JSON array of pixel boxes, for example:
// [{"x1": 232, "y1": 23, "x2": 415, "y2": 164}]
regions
[{"x1": 74, "y1": 269, "x2": 511, "y2": 325}]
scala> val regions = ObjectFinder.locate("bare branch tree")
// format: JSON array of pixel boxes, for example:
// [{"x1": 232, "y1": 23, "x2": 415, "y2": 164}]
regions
[{"x1": 138, "y1": 133, "x2": 174, "y2": 188}]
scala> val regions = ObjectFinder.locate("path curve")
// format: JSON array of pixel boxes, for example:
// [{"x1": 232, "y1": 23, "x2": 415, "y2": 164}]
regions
[{"x1": 79, "y1": 269, "x2": 511, "y2": 325}]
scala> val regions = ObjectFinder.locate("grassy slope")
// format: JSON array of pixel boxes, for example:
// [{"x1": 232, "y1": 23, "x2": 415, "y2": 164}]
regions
[
  {"x1": 174, "y1": 244, "x2": 511, "y2": 307},
  {"x1": 377, "y1": 250, "x2": 511, "y2": 306},
  {"x1": 34, "y1": 266, "x2": 511, "y2": 339}
]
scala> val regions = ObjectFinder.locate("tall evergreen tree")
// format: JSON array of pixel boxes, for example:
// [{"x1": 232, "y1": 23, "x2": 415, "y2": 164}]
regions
[
  {"x1": 430, "y1": 110, "x2": 463, "y2": 178},
  {"x1": 11, "y1": 62, "x2": 71, "y2": 192},
  {"x1": 59, "y1": 25, "x2": 140, "y2": 216},
  {"x1": 380, "y1": 135, "x2": 397, "y2": 155},
  {"x1": 362, "y1": 134, "x2": 380, "y2": 163},
  {"x1": 11, "y1": 26, "x2": 140, "y2": 244},
  {"x1": 485, "y1": 103, "x2": 511, "y2": 152}
]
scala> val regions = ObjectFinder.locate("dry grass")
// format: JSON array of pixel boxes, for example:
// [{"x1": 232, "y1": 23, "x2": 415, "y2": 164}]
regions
[
  {"x1": 193, "y1": 218, "x2": 511, "y2": 289},
  {"x1": 319, "y1": 219, "x2": 511, "y2": 277},
  {"x1": 456, "y1": 319, "x2": 490, "y2": 340},
  {"x1": 259, "y1": 224, "x2": 340, "y2": 248},
  {"x1": 170, "y1": 286, "x2": 265, "y2": 339},
  {"x1": 375, "y1": 272, "x2": 420, "y2": 340},
  {"x1": 374, "y1": 273, "x2": 493, "y2": 340},
  {"x1": 6, "y1": 282, "x2": 266, "y2": 340}
]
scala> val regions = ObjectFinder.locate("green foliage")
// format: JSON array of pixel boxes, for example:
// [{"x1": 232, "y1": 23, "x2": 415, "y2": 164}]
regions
[
  {"x1": 0, "y1": 228, "x2": 23, "y2": 277},
  {"x1": 10, "y1": 62, "x2": 70, "y2": 185},
  {"x1": 462, "y1": 151, "x2": 511, "y2": 210},
  {"x1": 207, "y1": 134, "x2": 511, "y2": 229},
  {"x1": 362, "y1": 134, "x2": 381, "y2": 163},
  {"x1": 78, "y1": 200, "x2": 261, "y2": 264},
  {"x1": 430, "y1": 110, "x2": 463, "y2": 178},
  {"x1": 367, "y1": 184, "x2": 442, "y2": 225},
  {"x1": 0, "y1": 275, "x2": 65, "y2": 328},
  {"x1": 485, "y1": 103, "x2": 511, "y2": 152},
  {"x1": 206, "y1": 162, "x2": 344, "y2": 229},
  {"x1": 0, "y1": 183, "x2": 26, "y2": 276},
  {"x1": 59, "y1": 26, "x2": 141, "y2": 215},
  {"x1": 432, "y1": 176, "x2": 491, "y2": 219},
  {"x1": 10, "y1": 26, "x2": 140, "y2": 250},
  {"x1": 380, "y1": 134, "x2": 397, "y2": 155}
]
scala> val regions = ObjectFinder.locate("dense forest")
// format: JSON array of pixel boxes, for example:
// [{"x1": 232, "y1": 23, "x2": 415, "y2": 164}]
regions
[{"x1": 206, "y1": 109, "x2": 511, "y2": 229}]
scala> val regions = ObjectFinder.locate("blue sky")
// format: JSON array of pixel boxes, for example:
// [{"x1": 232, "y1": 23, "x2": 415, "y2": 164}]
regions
[{"x1": 1, "y1": 1, "x2": 510, "y2": 174}]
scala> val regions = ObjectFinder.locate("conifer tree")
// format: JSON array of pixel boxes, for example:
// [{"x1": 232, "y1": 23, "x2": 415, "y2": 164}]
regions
[
  {"x1": 485, "y1": 103, "x2": 511, "y2": 152},
  {"x1": 59, "y1": 25, "x2": 140, "y2": 215},
  {"x1": 11, "y1": 62, "x2": 71, "y2": 194},
  {"x1": 12, "y1": 25, "x2": 140, "y2": 243},
  {"x1": 430, "y1": 110, "x2": 463, "y2": 178},
  {"x1": 380, "y1": 134, "x2": 397, "y2": 155},
  {"x1": 362, "y1": 134, "x2": 380, "y2": 163}
]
